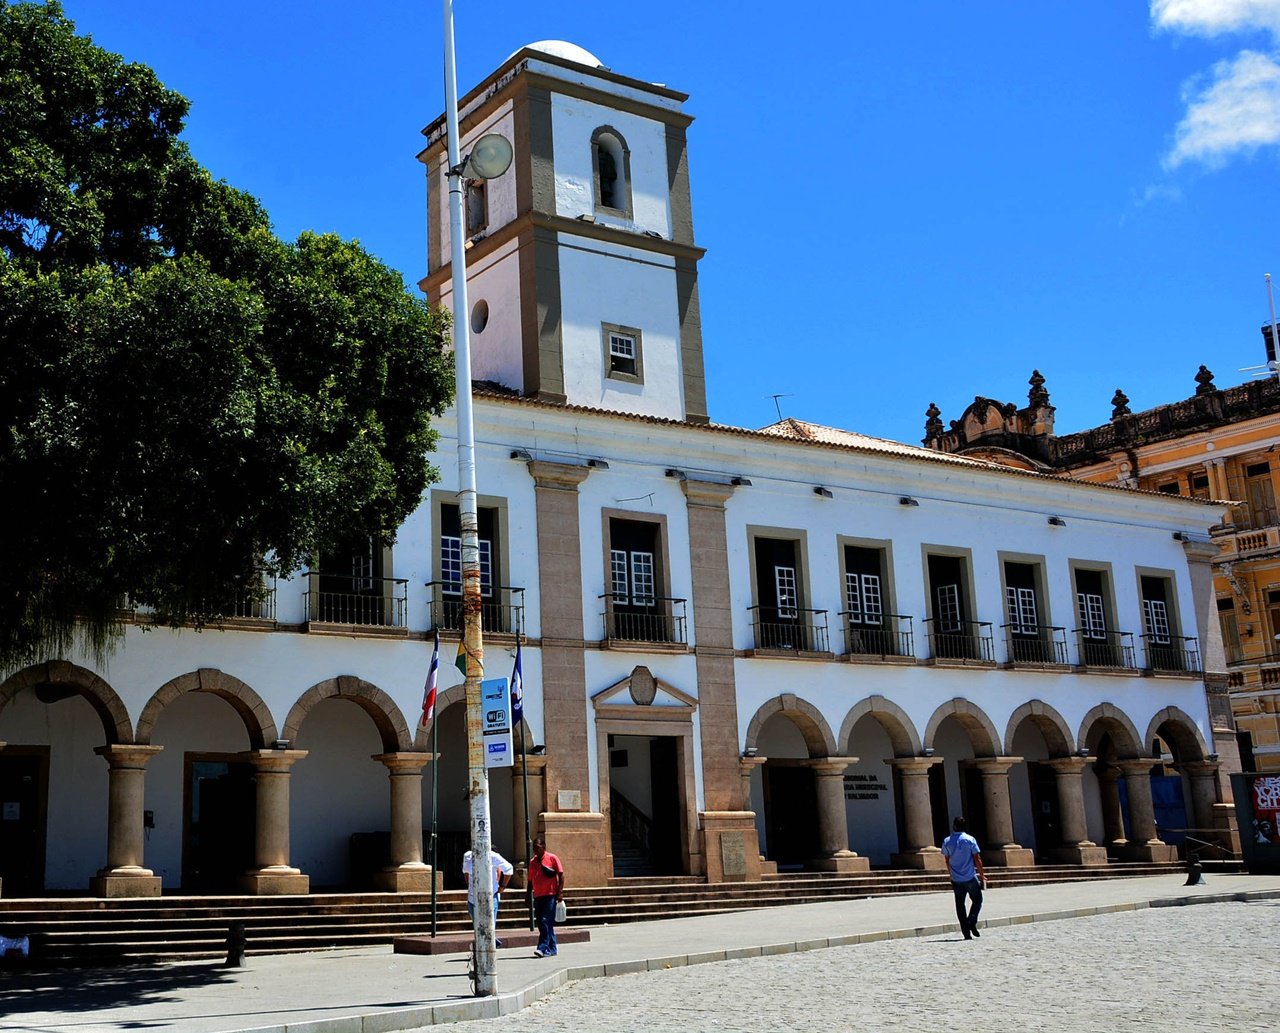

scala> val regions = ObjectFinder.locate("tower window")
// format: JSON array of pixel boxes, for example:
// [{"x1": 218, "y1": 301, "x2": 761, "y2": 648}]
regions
[
  {"x1": 466, "y1": 181, "x2": 487, "y2": 237},
  {"x1": 601, "y1": 322, "x2": 644, "y2": 384},
  {"x1": 591, "y1": 126, "x2": 632, "y2": 216}
]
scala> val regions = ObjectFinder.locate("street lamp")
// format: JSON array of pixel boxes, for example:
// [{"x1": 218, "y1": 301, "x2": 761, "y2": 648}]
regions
[{"x1": 441, "y1": 0, "x2": 512, "y2": 997}]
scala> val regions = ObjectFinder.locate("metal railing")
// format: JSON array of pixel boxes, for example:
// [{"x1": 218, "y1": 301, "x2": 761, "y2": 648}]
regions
[
  {"x1": 1001, "y1": 623, "x2": 1068, "y2": 665},
  {"x1": 304, "y1": 573, "x2": 408, "y2": 628},
  {"x1": 1074, "y1": 629, "x2": 1137, "y2": 669},
  {"x1": 1159, "y1": 828, "x2": 1240, "y2": 860},
  {"x1": 219, "y1": 582, "x2": 277, "y2": 621},
  {"x1": 839, "y1": 613, "x2": 914, "y2": 659},
  {"x1": 599, "y1": 593, "x2": 687, "y2": 644},
  {"x1": 425, "y1": 582, "x2": 525, "y2": 637},
  {"x1": 923, "y1": 619, "x2": 994, "y2": 662},
  {"x1": 748, "y1": 605, "x2": 829, "y2": 652},
  {"x1": 1142, "y1": 634, "x2": 1202, "y2": 673}
]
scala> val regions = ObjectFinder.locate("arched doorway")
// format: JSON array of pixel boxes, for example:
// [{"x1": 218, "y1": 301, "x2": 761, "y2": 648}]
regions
[{"x1": 839, "y1": 697, "x2": 920, "y2": 867}]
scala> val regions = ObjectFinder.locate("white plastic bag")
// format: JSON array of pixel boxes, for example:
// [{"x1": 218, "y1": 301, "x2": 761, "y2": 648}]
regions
[{"x1": 554, "y1": 899, "x2": 567, "y2": 923}]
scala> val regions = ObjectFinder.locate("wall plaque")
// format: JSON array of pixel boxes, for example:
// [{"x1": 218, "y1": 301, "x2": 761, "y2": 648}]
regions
[
  {"x1": 720, "y1": 830, "x2": 747, "y2": 876},
  {"x1": 557, "y1": 790, "x2": 582, "y2": 811}
]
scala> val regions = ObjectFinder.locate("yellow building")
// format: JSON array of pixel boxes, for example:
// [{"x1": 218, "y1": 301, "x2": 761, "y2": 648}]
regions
[{"x1": 923, "y1": 355, "x2": 1280, "y2": 776}]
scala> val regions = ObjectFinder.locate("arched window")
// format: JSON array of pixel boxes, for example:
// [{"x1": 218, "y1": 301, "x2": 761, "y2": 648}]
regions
[{"x1": 591, "y1": 127, "x2": 632, "y2": 216}]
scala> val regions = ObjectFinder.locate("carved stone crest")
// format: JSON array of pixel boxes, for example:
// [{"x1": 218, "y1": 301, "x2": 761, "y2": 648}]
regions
[{"x1": 629, "y1": 666, "x2": 656, "y2": 706}]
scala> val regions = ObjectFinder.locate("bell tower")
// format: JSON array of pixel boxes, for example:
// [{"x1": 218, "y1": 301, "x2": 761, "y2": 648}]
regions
[{"x1": 419, "y1": 41, "x2": 709, "y2": 424}]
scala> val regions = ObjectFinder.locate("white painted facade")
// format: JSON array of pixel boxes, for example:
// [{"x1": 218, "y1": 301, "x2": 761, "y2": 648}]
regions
[{"x1": 0, "y1": 42, "x2": 1236, "y2": 897}]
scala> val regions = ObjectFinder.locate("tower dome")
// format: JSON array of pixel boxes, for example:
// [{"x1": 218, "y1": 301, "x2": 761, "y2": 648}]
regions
[{"x1": 515, "y1": 40, "x2": 604, "y2": 68}]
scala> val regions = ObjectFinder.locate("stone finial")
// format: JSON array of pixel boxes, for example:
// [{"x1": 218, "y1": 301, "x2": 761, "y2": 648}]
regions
[
  {"x1": 1028, "y1": 369, "x2": 1050, "y2": 409},
  {"x1": 1110, "y1": 389, "x2": 1131, "y2": 420},
  {"x1": 1194, "y1": 364, "x2": 1216, "y2": 396},
  {"x1": 924, "y1": 402, "x2": 943, "y2": 439}
]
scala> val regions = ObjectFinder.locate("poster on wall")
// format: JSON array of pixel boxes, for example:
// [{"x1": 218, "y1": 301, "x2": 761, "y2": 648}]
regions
[{"x1": 1251, "y1": 775, "x2": 1280, "y2": 844}]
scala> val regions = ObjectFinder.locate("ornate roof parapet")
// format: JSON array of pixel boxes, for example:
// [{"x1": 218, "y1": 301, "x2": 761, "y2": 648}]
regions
[
  {"x1": 1110, "y1": 389, "x2": 1131, "y2": 420},
  {"x1": 1194, "y1": 364, "x2": 1217, "y2": 396},
  {"x1": 923, "y1": 402, "x2": 944, "y2": 441},
  {"x1": 918, "y1": 375, "x2": 1055, "y2": 464}
]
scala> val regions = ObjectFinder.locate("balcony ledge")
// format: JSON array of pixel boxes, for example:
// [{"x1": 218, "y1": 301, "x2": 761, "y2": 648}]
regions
[
  {"x1": 304, "y1": 622, "x2": 410, "y2": 639},
  {"x1": 1143, "y1": 668, "x2": 1204, "y2": 680},
  {"x1": 741, "y1": 647, "x2": 835, "y2": 662},
  {"x1": 600, "y1": 638, "x2": 692, "y2": 654},
  {"x1": 1000, "y1": 661, "x2": 1073, "y2": 674},
  {"x1": 921, "y1": 657, "x2": 998, "y2": 670},
  {"x1": 842, "y1": 652, "x2": 917, "y2": 667},
  {"x1": 1071, "y1": 664, "x2": 1143, "y2": 677}
]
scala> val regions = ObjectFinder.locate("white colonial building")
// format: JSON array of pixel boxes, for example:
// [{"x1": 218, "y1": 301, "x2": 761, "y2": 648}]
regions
[{"x1": 0, "y1": 42, "x2": 1239, "y2": 899}]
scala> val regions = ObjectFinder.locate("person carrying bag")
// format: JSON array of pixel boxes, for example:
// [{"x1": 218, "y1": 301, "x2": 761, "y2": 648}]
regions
[{"x1": 529, "y1": 836, "x2": 565, "y2": 958}]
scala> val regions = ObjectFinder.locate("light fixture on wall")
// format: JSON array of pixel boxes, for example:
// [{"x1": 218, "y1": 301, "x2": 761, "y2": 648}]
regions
[
  {"x1": 576, "y1": 213, "x2": 596, "y2": 223},
  {"x1": 813, "y1": 486, "x2": 833, "y2": 499},
  {"x1": 587, "y1": 458, "x2": 610, "y2": 469},
  {"x1": 1172, "y1": 531, "x2": 1189, "y2": 542},
  {"x1": 273, "y1": 739, "x2": 291, "y2": 751},
  {"x1": 1048, "y1": 516, "x2": 1067, "y2": 527},
  {"x1": 731, "y1": 476, "x2": 753, "y2": 487},
  {"x1": 1208, "y1": 752, "x2": 1219, "y2": 762},
  {"x1": 665, "y1": 468, "x2": 687, "y2": 480},
  {"x1": 920, "y1": 747, "x2": 935, "y2": 757},
  {"x1": 742, "y1": 746, "x2": 759, "y2": 758},
  {"x1": 899, "y1": 496, "x2": 919, "y2": 507},
  {"x1": 510, "y1": 448, "x2": 532, "y2": 461},
  {"x1": 1076, "y1": 747, "x2": 1090, "y2": 758}
]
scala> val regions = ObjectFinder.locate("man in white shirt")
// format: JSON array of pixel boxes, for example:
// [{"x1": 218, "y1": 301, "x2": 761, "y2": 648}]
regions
[
  {"x1": 462, "y1": 848, "x2": 514, "y2": 934},
  {"x1": 940, "y1": 816, "x2": 987, "y2": 940}
]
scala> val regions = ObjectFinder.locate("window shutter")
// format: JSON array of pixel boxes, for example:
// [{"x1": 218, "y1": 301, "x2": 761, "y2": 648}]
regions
[
  {"x1": 611, "y1": 549, "x2": 629, "y2": 603},
  {"x1": 775, "y1": 566, "x2": 798, "y2": 619}
]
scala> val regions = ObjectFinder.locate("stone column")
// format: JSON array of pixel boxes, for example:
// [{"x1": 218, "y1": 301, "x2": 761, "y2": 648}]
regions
[
  {"x1": 682, "y1": 478, "x2": 763, "y2": 883},
  {"x1": 527, "y1": 460, "x2": 610, "y2": 886},
  {"x1": 1116, "y1": 760, "x2": 1177, "y2": 862},
  {"x1": 240, "y1": 749, "x2": 310, "y2": 894},
  {"x1": 1043, "y1": 757, "x2": 1108, "y2": 866},
  {"x1": 888, "y1": 758, "x2": 946, "y2": 871},
  {"x1": 810, "y1": 758, "x2": 869, "y2": 872},
  {"x1": 1176, "y1": 759, "x2": 1224, "y2": 842},
  {"x1": 510, "y1": 752, "x2": 548, "y2": 888},
  {"x1": 372, "y1": 752, "x2": 434, "y2": 892},
  {"x1": 1095, "y1": 763, "x2": 1128, "y2": 853},
  {"x1": 972, "y1": 757, "x2": 1035, "y2": 867},
  {"x1": 91, "y1": 744, "x2": 164, "y2": 898}
]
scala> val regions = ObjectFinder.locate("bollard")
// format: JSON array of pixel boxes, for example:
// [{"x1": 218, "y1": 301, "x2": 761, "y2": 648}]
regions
[
  {"x1": 225, "y1": 922, "x2": 247, "y2": 967},
  {"x1": 1183, "y1": 853, "x2": 1205, "y2": 887}
]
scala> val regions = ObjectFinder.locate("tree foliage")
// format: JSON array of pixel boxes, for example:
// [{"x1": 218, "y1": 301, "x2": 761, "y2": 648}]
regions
[{"x1": 0, "y1": 2, "x2": 453, "y2": 667}]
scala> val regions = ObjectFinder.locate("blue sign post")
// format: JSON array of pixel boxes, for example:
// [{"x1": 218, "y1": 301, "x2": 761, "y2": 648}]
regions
[{"x1": 481, "y1": 677, "x2": 513, "y2": 768}]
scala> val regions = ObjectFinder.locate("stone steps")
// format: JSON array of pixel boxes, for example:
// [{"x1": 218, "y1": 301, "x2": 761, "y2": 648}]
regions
[{"x1": 0, "y1": 860, "x2": 1216, "y2": 965}]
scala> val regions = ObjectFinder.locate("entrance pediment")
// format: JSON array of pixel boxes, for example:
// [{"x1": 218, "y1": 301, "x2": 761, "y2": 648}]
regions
[{"x1": 592, "y1": 666, "x2": 697, "y2": 718}]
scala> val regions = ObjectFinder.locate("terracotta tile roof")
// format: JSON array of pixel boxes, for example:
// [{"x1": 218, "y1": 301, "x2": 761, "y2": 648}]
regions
[{"x1": 471, "y1": 387, "x2": 1221, "y2": 507}]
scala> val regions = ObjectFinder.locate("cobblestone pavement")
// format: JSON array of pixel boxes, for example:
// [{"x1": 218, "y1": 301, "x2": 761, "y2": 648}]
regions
[{"x1": 440, "y1": 900, "x2": 1280, "y2": 1033}]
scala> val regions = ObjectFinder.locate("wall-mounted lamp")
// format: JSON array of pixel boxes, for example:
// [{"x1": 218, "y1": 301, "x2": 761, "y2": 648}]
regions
[
  {"x1": 273, "y1": 739, "x2": 291, "y2": 751},
  {"x1": 899, "y1": 496, "x2": 920, "y2": 507},
  {"x1": 576, "y1": 213, "x2": 596, "y2": 223},
  {"x1": 587, "y1": 458, "x2": 610, "y2": 470},
  {"x1": 1076, "y1": 747, "x2": 1090, "y2": 758},
  {"x1": 643, "y1": 230, "x2": 664, "y2": 239},
  {"x1": 813, "y1": 486, "x2": 833, "y2": 499},
  {"x1": 731, "y1": 476, "x2": 753, "y2": 487},
  {"x1": 1172, "y1": 531, "x2": 1189, "y2": 542},
  {"x1": 510, "y1": 448, "x2": 532, "y2": 461},
  {"x1": 1207, "y1": 752, "x2": 1219, "y2": 762},
  {"x1": 742, "y1": 746, "x2": 759, "y2": 758},
  {"x1": 665, "y1": 468, "x2": 686, "y2": 480},
  {"x1": 920, "y1": 747, "x2": 935, "y2": 758},
  {"x1": 529, "y1": 744, "x2": 547, "y2": 756},
  {"x1": 1048, "y1": 516, "x2": 1067, "y2": 527}
]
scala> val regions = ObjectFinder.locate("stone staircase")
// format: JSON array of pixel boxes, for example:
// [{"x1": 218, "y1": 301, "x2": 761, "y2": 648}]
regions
[{"x1": 0, "y1": 860, "x2": 1223, "y2": 966}]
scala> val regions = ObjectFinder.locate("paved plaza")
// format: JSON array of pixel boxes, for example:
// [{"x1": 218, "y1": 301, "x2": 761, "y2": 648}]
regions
[
  {"x1": 442, "y1": 899, "x2": 1280, "y2": 1033},
  {"x1": 1, "y1": 876, "x2": 1278, "y2": 1033}
]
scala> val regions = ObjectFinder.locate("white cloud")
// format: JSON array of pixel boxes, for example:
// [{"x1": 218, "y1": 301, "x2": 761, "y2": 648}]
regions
[
  {"x1": 1151, "y1": 0, "x2": 1280, "y2": 39},
  {"x1": 1165, "y1": 49, "x2": 1280, "y2": 166}
]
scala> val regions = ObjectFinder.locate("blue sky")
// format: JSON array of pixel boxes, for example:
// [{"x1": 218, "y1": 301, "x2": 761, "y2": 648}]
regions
[{"x1": 61, "y1": 1, "x2": 1280, "y2": 443}]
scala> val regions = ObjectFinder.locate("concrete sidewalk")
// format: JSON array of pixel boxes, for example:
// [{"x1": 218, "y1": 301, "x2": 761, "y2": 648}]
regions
[{"x1": 3, "y1": 873, "x2": 1278, "y2": 1033}]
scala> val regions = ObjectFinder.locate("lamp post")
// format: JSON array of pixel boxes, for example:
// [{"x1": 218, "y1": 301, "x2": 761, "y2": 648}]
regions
[{"x1": 440, "y1": 0, "x2": 511, "y2": 997}]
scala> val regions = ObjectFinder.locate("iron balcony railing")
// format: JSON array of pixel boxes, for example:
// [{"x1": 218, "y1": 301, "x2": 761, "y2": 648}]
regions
[
  {"x1": 839, "y1": 613, "x2": 914, "y2": 659},
  {"x1": 1001, "y1": 623, "x2": 1069, "y2": 665},
  {"x1": 1074, "y1": 628, "x2": 1137, "y2": 669},
  {"x1": 1142, "y1": 634, "x2": 1202, "y2": 674},
  {"x1": 599, "y1": 593, "x2": 687, "y2": 644},
  {"x1": 748, "y1": 605, "x2": 829, "y2": 652},
  {"x1": 425, "y1": 582, "x2": 525, "y2": 637},
  {"x1": 923, "y1": 619, "x2": 994, "y2": 662},
  {"x1": 304, "y1": 572, "x2": 408, "y2": 628}
]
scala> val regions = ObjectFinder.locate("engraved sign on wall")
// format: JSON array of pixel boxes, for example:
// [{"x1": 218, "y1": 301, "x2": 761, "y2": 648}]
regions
[
  {"x1": 557, "y1": 789, "x2": 583, "y2": 811},
  {"x1": 720, "y1": 830, "x2": 747, "y2": 876}
]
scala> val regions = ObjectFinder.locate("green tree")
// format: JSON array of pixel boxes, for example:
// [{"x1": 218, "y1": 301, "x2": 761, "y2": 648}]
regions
[{"x1": 0, "y1": 2, "x2": 453, "y2": 667}]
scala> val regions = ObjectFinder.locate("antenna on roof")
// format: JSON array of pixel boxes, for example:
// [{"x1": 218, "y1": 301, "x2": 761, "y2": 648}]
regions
[
  {"x1": 1242, "y1": 273, "x2": 1280, "y2": 378},
  {"x1": 769, "y1": 394, "x2": 792, "y2": 421}
]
